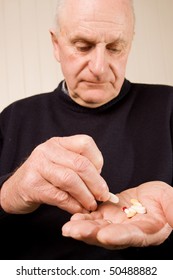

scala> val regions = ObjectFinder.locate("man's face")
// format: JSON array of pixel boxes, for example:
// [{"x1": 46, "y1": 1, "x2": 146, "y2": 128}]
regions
[{"x1": 52, "y1": 0, "x2": 134, "y2": 108}]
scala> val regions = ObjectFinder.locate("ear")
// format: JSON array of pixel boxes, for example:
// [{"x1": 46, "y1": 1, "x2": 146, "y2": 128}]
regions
[{"x1": 49, "y1": 29, "x2": 61, "y2": 62}]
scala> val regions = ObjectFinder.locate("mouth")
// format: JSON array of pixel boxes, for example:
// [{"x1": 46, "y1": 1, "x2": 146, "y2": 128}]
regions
[{"x1": 82, "y1": 81, "x2": 107, "y2": 87}]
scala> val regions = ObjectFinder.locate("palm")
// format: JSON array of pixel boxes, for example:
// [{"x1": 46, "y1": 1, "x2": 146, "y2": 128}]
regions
[{"x1": 62, "y1": 181, "x2": 173, "y2": 249}]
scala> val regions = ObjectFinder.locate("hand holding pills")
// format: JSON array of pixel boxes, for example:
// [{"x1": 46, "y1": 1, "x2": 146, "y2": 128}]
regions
[{"x1": 62, "y1": 181, "x2": 173, "y2": 249}]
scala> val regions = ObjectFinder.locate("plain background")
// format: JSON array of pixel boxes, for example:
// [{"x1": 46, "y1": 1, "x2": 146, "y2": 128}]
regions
[{"x1": 0, "y1": 0, "x2": 173, "y2": 112}]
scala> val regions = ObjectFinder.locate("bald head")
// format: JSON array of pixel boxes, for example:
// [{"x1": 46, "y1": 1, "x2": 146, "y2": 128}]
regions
[
  {"x1": 50, "y1": 0, "x2": 135, "y2": 107},
  {"x1": 53, "y1": 0, "x2": 135, "y2": 35}
]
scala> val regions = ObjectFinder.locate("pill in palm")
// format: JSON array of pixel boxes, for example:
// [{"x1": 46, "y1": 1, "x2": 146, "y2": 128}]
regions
[
  {"x1": 125, "y1": 207, "x2": 137, "y2": 218},
  {"x1": 130, "y1": 198, "x2": 142, "y2": 206},
  {"x1": 131, "y1": 205, "x2": 146, "y2": 214},
  {"x1": 122, "y1": 198, "x2": 147, "y2": 218}
]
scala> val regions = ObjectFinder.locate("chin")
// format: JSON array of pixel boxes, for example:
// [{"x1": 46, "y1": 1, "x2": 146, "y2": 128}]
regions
[{"x1": 76, "y1": 91, "x2": 114, "y2": 108}]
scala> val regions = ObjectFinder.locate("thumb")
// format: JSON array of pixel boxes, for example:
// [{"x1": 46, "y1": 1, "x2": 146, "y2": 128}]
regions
[{"x1": 161, "y1": 185, "x2": 173, "y2": 228}]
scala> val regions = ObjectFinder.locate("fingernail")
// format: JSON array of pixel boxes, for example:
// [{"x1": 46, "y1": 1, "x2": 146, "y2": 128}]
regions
[
  {"x1": 62, "y1": 227, "x2": 69, "y2": 237},
  {"x1": 62, "y1": 231, "x2": 69, "y2": 237},
  {"x1": 89, "y1": 200, "x2": 97, "y2": 211}
]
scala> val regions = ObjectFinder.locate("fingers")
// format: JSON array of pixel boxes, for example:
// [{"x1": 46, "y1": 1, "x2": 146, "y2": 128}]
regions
[
  {"x1": 61, "y1": 181, "x2": 173, "y2": 250},
  {"x1": 135, "y1": 181, "x2": 173, "y2": 229},
  {"x1": 62, "y1": 219, "x2": 168, "y2": 249},
  {"x1": 1, "y1": 135, "x2": 109, "y2": 214},
  {"x1": 97, "y1": 220, "x2": 172, "y2": 248},
  {"x1": 160, "y1": 183, "x2": 173, "y2": 228},
  {"x1": 62, "y1": 219, "x2": 110, "y2": 247},
  {"x1": 70, "y1": 211, "x2": 102, "y2": 221},
  {"x1": 58, "y1": 135, "x2": 104, "y2": 172},
  {"x1": 0, "y1": 161, "x2": 89, "y2": 214},
  {"x1": 97, "y1": 223, "x2": 144, "y2": 248},
  {"x1": 33, "y1": 181, "x2": 88, "y2": 214},
  {"x1": 39, "y1": 159, "x2": 97, "y2": 211},
  {"x1": 36, "y1": 136, "x2": 109, "y2": 203}
]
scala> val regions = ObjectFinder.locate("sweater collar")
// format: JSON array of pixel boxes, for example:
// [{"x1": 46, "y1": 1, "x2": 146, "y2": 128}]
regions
[{"x1": 55, "y1": 79, "x2": 131, "y2": 113}]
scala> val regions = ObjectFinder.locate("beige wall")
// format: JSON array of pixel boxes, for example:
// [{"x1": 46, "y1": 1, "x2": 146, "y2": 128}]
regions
[{"x1": 0, "y1": 0, "x2": 173, "y2": 112}]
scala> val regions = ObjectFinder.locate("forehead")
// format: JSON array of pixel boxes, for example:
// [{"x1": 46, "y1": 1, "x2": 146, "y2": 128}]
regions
[
  {"x1": 67, "y1": 28, "x2": 126, "y2": 46},
  {"x1": 59, "y1": 0, "x2": 134, "y2": 40}
]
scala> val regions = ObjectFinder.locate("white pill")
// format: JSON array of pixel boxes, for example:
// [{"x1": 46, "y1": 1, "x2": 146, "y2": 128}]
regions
[
  {"x1": 108, "y1": 192, "x2": 119, "y2": 203},
  {"x1": 126, "y1": 208, "x2": 136, "y2": 218},
  {"x1": 131, "y1": 205, "x2": 146, "y2": 214}
]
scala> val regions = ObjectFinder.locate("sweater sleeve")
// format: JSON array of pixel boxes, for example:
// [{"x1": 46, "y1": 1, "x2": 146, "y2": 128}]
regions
[
  {"x1": 0, "y1": 109, "x2": 12, "y2": 218},
  {"x1": 0, "y1": 174, "x2": 12, "y2": 218},
  {"x1": 0, "y1": 113, "x2": 11, "y2": 187}
]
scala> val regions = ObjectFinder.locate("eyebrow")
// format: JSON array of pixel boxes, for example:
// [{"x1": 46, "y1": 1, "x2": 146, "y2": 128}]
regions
[
  {"x1": 69, "y1": 33, "x2": 97, "y2": 44},
  {"x1": 69, "y1": 34, "x2": 127, "y2": 46}
]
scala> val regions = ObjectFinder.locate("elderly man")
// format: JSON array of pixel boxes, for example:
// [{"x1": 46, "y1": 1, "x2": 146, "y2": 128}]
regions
[{"x1": 0, "y1": 0, "x2": 173, "y2": 259}]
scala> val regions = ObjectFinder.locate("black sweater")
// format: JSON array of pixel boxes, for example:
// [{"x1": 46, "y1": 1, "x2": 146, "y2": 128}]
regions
[{"x1": 0, "y1": 79, "x2": 173, "y2": 259}]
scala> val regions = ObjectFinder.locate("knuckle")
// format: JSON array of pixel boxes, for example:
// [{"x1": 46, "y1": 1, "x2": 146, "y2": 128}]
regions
[
  {"x1": 96, "y1": 151, "x2": 104, "y2": 168},
  {"x1": 32, "y1": 143, "x2": 45, "y2": 157},
  {"x1": 61, "y1": 169, "x2": 74, "y2": 185},
  {"x1": 29, "y1": 147, "x2": 45, "y2": 168},
  {"x1": 34, "y1": 137, "x2": 57, "y2": 152},
  {"x1": 30, "y1": 137, "x2": 58, "y2": 164},
  {"x1": 74, "y1": 155, "x2": 91, "y2": 172},
  {"x1": 80, "y1": 135, "x2": 94, "y2": 149},
  {"x1": 47, "y1": 137, "x2": 58, "y2": 145},
  {"x1": 56, "y1": 190, "x2": 69, "y2": 204}
]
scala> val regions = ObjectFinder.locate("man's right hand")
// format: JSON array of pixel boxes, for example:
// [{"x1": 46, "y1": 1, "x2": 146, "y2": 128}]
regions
[{"x1": 0, "y1": 135, "x2": 109, "y2": 214}]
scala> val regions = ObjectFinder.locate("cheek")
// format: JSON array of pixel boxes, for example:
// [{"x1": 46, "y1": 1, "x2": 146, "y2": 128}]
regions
[
  {"x1": 59, "y1": 59, "x2": 80, "y2": 90},
  {"x1": 60, "y1": 53, "x2": 86, "y2": 81},
  {"x1": 111, "y1": 55, "x2": 129, "y2": 77}
]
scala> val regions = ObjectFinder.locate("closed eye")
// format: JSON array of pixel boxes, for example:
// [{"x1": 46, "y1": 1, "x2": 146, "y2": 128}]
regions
[
  {"x1": 76, "y1": 44, "x2": 93, "y2": 52},
  {"x1": 106, "y1": 45, "x2": 122, "y2": 53},
  {"x1": 71, "y1": 38, "x2": 94, "y2": 53}
]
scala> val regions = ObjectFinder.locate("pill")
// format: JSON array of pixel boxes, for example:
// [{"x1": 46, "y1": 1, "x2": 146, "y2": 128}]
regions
[
  {"x1": 126, "y1": 208, "x2": 137, "y2": 218},
  {"x1": 122, "y1": 206, "x2": 136, "y2": 218},
  {"x1": 122, "y1": 198, "x2": 147, "y2": 218},
  {"x1": 108, "y1": 192, "x2": 119, "y2": 203},
  {"x1": 124, "y1": 208, "x2": 129, "y2": 214},
  {"x1": 131, "y1": 205, "x2": 146, "y2": 214},
  {"x1": 130, "y1": 198, "x2": 142, "y2": 206},
  {"x1": 130, "y1": 198, "x2": 139, "y2": 204}
]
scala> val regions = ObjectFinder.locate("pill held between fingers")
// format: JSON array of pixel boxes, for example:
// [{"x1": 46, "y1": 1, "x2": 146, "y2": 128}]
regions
[{"x1": 108, "y1": 192, "x2": 119, "y2": 203}]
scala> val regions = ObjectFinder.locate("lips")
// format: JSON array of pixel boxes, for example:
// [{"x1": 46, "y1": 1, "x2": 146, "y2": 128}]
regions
[{"x1": 82, "y1": 81, "x2": 107, "y2": 86}]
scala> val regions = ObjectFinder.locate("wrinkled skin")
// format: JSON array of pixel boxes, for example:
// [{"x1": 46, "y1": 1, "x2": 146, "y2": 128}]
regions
[
  {"x1": 51, "y1": 0, "x2": 134, "y2": 108},
  {"x1": 0, "y1": 135, "x2": 109, "y2": 214},
  {"x1": 62, "y1": 181, "x2": 173, "y2": 249}
]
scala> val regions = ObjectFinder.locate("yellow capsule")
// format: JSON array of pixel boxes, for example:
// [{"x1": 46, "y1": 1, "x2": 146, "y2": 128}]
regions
[
  {"x1": 130, "y1": 198, "x2": 142, "y2": 206},
  {"x1": 126, "y1": 208, "x2": 137, "y2": 218}
]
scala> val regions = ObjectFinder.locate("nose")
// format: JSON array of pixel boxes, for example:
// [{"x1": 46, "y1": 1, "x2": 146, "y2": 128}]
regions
[{"x1": 88, "y1": 45, "x2": 108, "y2": 78}]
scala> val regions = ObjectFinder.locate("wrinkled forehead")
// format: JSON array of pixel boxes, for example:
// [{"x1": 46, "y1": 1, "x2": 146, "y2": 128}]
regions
[{"x1": 58, "y1": 0, "x2": 134, "y2": 34}]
